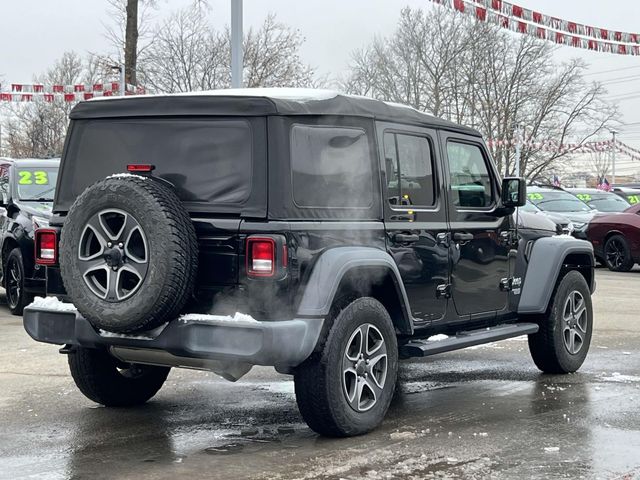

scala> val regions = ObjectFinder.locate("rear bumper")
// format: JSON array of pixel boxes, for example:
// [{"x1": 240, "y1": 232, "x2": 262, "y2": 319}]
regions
[{"x1": 23, "y1": 307, "x2": 324, "y2": 375}]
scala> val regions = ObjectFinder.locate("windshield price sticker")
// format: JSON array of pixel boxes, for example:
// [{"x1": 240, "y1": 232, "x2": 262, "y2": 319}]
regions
[
  {"x1": 628, "y1": 195, "x2": 640, "y2": 205},
  {"x1": 527, "y1": 192, "x2": 544, "y2": 201},
  {"x1": 18, "y1": 171, "x2": 49, "y2": 185},
  {"x1": 576, "y1": 193, "x2": 592, "y2": 202}
]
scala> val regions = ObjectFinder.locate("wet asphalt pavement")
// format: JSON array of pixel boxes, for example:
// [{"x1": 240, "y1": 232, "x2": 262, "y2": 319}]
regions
[{"x1": 1, "y1": 267, "x2": 639, "y2": 479}]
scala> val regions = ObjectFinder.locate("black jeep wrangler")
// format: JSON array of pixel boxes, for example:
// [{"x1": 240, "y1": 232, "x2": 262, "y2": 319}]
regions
[{"x1": 24, "y1": 89, "x2": 595, "y2": 437}]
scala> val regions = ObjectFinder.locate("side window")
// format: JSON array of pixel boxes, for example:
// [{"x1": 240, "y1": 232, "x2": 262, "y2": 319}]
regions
[
  {"x1": 446, "y1": 142, "x2": 493, "y2": 208},
  {"x1": 290, "y1": 125, "x2": 373, "y2": 208},
  {"x1": 384, "y1": 132, "x2": 436, "y2": 207}
]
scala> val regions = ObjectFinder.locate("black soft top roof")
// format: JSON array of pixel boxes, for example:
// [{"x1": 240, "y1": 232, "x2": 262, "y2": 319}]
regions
[{"x1": 70, "y1": 88, "x2": 481, "y2": 137}]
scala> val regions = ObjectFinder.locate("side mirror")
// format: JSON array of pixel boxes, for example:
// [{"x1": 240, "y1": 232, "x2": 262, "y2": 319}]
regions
[{"x1": 501, "y1": 177, "x2": 526, "y2": 207}]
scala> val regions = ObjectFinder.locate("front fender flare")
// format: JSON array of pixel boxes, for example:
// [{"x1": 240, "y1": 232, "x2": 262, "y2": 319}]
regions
[
  {"x1": 296, "y1": 247, "x2": 413, "y2": 334},
  {"x1": 518, "y1": 236, "x2": 594, "y2": 315}
]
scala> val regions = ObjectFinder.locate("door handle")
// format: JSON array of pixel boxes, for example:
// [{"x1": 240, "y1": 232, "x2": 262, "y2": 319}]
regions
[
  {"x1": 453, "y1": 232, "x2": 474, "y2": 242},
  {"x1": 394, "y1": 233, "x2": 419, "y2": 243}
]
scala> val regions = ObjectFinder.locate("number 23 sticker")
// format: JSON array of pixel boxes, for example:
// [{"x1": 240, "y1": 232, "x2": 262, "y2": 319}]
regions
[{"x1": 18, "y1": 171, "x2": 49, "y2": 185}]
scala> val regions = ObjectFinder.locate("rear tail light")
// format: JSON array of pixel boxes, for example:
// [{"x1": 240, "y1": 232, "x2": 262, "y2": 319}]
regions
[
  {"x1": 127, "y1": 164, "x2": 155, "y2": 173},
  {"x1": 35, "y1": 229, "x2": 58, "y2": 265},
  {"x1": 247, "y1": 237, "x2": 275, "y2": 277}
]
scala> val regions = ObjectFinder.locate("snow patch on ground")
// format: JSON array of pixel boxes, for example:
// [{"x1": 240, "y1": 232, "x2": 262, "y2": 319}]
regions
[
  {"x1": 28, "y1": 296, "x2": 76, "y2": 312},
  {"x1": 107, "y1": 173, "x2": 148, "y2": 180},
  {"x1": 600, "y1": 372, "x2": 640, "y2": 383},
  {"x1": 179, "y1": 312, "x2": 258, "y2": 324},
  {"x1": 427, "y1": 334, "x2": 449, "y2": 342}
]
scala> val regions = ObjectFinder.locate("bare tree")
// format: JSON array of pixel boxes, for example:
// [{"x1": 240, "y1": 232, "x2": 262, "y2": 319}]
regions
[
  {"x1": 1, "y1": 52, "x2": 105, "y2": 158},
  {"x1": 343, "y1": 7, "x2": 617, "y2": 181},
  {"x1": 139, "y1": 7, "x2": 316, "y2": 93},
  {"x1": 589, "y1": 150, "x2": 611, "y2": 181},
  {"x1": 104, "y1": 0, "x2": 159, "y2": 85}
]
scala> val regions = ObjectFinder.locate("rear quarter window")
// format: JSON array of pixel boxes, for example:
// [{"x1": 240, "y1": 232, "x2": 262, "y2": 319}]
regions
[{"x1": 290, "y1": 125, "x2": 373, "y2": 209}]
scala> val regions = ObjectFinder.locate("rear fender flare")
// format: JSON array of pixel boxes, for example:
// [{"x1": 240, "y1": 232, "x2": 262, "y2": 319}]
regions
[{"x1": 296, "y1": 247, "x2": 413, "y2": 334}]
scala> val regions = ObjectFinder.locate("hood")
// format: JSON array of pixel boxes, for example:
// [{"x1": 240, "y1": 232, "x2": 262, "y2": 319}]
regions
[
  {"x1": 516, "y1": 211, "x2": 557, "y2": 232},
  {"x1": 14, "y1": 201, "x2": 54, "y2": 219},
  {"x1": 562, "y1": 210, "x2": 596, "y2": 225}
]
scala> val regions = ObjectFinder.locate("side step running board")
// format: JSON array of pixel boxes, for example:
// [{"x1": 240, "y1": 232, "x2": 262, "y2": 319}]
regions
[{"x1": 399, "y1": 323, "x2": 539, "y2": 358}]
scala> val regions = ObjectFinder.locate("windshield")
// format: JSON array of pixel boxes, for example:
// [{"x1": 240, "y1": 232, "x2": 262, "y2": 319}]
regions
[
  {"x1": 581, "y1": 194, "x2": 630, "y2": 212},
  {"x1": 622, "y1": 193, "x2": 640, "y2": 205},
  {"x1": 527, "y1": 191, "x2": 591, "y2": 213},
  {"x1": 15, "y1": 167, "x2": 59, "y2": 201}
]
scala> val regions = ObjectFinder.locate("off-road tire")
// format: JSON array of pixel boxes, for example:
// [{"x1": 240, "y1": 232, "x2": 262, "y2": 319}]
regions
[
  {"x1": 528, "y1": 270, "x2": 593, "y2": 374},
  {"x1": 60, "y1": 175, "x2": 198, "y2": 333},
  {"x1": 68, "y1": 346, "x2": 170, "y2": 407},
  {"x1": 294, "y1": 297, "x2": 398, "y2": 437},
  {"x1": 604, "y1": 234, "x2": 634, "y2": 272},
  {"x1": 5, "y1": 248, "x2": 33, "y2": 316}
]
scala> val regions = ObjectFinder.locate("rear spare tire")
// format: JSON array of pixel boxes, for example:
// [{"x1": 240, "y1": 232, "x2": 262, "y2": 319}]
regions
[{"x1": 60, "y1": 175, "x2": 198, "y2": 333}]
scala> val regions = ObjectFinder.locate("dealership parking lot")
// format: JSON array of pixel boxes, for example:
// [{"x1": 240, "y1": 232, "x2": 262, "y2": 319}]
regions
[{"x1": 1, "y1": 267, "x2": 639, "y2": 480}]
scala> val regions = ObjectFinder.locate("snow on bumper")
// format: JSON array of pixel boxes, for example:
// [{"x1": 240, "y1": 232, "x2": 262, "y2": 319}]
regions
[{"x1": 23, "y1": 306, "x2": 324, "y2": 373}]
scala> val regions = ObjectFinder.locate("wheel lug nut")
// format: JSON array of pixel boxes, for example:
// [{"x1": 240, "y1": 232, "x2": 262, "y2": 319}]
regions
[
  {"x1": 118, "y1": 243, "x2": 124, "y2": 248},
  {"x1": 107, "y1": 242, "x2": 112, "y2": 248}
]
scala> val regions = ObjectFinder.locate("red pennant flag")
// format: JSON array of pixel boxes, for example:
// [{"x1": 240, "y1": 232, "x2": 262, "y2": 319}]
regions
[
  {"x1": 600, "y1": 29, "x2": 609, "y2": 40},
  {"x1": 499, "y1": 15, "x2": 509, "y2": 28},
  {"x1": 64, "y1": 93, "x2": 75, "y2": 102},
  {"x1": 0, "y1": 93, "x2": 11, "y2": 101},
  {"x1": 93, "y1": 83, "x2": 103, "y2": 92},
  {"x1": 511, "y1": 5, "x2": 523, "y2": 18},
  {"x1": 44, "y1": 94, "x2": 54, "y2": 102},
  {"x1": 111, "y1": 82, "x2": 119, "y2": 92},
  {"x1": 103, "y1": 90, "x2": 113, "y2": 97},
  {"x1": 136, "y1": 86, "x2": 146, "y2": 95},
  {"x1": 83, "y1": 92, "x2": 94, "y2": 100},
  {"x1": 74, "y1": 84, "x2": 85, "y2": 92},
  {"x1": 555, "y1": 31, "x2": 565, "y2": 44},
  {"x1": 33, "y1": 84, "x2": 44, "y2": 93},
  {"x1": 614, "y1": 31, "x2": 623, "y2": 42},
  {"x1": 453, "y1": 0, "x2": 465, "y2": 13},
  {"x1": 491, "y1": 0, "x2": 502, "y2": 11},
  {"x1": 517, "y1": 22, "x2": 527, "y2": 34},
  {"x1": 11, "y1": 84, "x2": 22, "y2": 92},
  {"x1": 475, "y1": 6, "x2": 487, "y2": 21},
  {"x1": 21, "y1": 94, "x2": 33, "y2": 102},
  {"x1": 571, "y1": 36, "x2": 581, "y2": 47},
  {"x1": 536, "y1": 27, "x2": 546, "y2": 39},
  {"x1": 588, "y1": 39, "x2": 597, "y2": 50},
  {"x1": 532, "y1": 11, "x2": 543, "y2": 24},
  {"x1": 567, "y1": 22, "x2": 577, "y2": 34},
  {"x1": 53, "y1": 85, "x2": 64, "y2": 93},
  {"x1": 618, "y1": 44, "x2": 627, "y2": 55}
]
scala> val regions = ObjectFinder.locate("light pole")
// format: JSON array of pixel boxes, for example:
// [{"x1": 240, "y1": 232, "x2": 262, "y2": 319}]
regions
[
  {"x1": 231, "y1": 0, "x2": 243, "y2": 88},
  {"x1": 611, "y1": 130, "x2": 617, "y2": 185}
]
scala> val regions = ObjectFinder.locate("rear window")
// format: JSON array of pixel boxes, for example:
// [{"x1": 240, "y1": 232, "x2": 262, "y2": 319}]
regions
[
  {"x1": 290, "y1": 125, "x2": 373, "y2": 209},
  {"x1": 59, "y1": 119, "x2": 252, "y2": 207}
]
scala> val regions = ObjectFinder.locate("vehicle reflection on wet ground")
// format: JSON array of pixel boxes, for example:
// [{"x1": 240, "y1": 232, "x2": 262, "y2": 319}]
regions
[{"x1": 1, "y1": 267, "x2": 639, "y2": 479}]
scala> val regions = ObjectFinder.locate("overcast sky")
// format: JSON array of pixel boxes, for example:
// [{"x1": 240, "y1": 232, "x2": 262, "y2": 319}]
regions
[{"x1": 2, "y1": 0, "x2": 640, "y2": 163}]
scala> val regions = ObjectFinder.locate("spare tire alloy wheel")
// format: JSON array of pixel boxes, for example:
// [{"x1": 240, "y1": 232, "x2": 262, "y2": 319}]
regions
[
  {"x1": 60, "y1": 176, "x2": 198, "y2": 333},
  {"x1": 79, "y1": 209, "x2": 148, "y2": 302},
  {"x1": 342, "y1": 324, "x2": 388, "y2": 413}
]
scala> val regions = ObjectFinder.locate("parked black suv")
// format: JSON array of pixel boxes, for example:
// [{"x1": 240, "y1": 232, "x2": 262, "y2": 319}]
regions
[
  {"x1": 24, "y1": 90, "x2": 595, "y2": 437},
  {"x1": 0, "y1": 158, "x2": 60, "y2": 314}
]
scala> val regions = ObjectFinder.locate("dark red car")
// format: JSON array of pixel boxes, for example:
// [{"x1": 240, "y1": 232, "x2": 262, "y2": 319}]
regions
[{"x1": 587, "y1": 204, "x2": 640, "y2": 271}]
